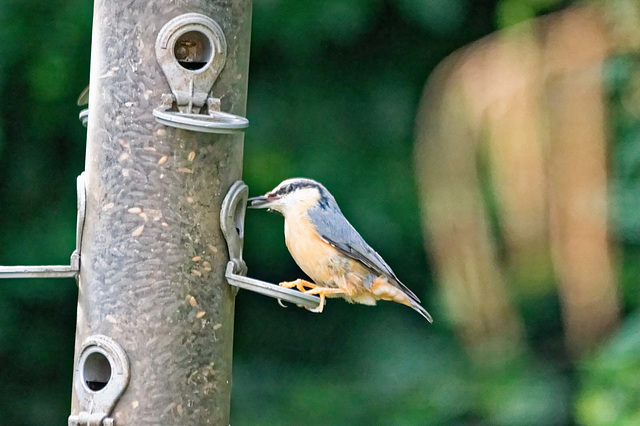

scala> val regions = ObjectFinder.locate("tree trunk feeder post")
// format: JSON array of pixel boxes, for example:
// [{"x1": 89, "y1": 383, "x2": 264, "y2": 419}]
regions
[{"x1": 69, "y1": 1, "x2": 252, "y2": 424}]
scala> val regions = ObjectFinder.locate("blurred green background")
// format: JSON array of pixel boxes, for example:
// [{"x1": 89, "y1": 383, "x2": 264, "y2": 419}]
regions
[{"x1": 1, "y1": 0, "x2": 640, "y2": 425}]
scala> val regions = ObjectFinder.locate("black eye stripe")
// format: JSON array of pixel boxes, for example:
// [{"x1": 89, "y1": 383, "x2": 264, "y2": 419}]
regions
[{"x1": 274, "y1": 181, "x2": 318, "y2": 196}]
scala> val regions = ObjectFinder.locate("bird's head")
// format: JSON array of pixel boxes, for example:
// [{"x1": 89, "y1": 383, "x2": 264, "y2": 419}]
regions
[{"x1": 248, "y1": 178, "x2": 332, "y2": 216}]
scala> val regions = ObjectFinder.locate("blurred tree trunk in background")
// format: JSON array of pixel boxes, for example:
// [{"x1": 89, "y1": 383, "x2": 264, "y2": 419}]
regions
[
  {"x1": 544, "y1": 7, "x2": 617, "y2": 356},
  {"x1": 415, "y1": 3, "x2": 627, "y2": 359}
]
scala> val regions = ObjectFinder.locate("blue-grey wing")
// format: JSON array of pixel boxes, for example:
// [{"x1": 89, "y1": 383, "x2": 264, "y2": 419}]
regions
[{"x1": 307, "y1": 203, "x2": 420, "y2": 303}]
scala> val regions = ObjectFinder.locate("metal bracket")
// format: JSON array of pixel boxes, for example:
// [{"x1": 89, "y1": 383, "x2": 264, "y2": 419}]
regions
[
  {"x1": 0, "y1": 172, "x2": 86, "y2": 281},
  {"x1": 68, "y1": 335, "x2": 130, "y2": 426},
  {"x1": 79, "y1": 108, "x2": 89, "y2": 128},
  {"x1": 220, "y1": 181, "x2": 321, "y2": 309},
  {"x1": 153, "y1": 94, "x2": 249, "y2": 134},
  {"x1": 153, "y1": 13, "x2": 249, "y2": 133}
]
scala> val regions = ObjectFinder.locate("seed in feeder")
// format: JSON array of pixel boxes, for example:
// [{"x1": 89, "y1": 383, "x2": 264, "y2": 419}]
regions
[
  {"x1": 213, "y1": 323, "x2": 222, "y2": 331},
  {"x1": 162, "y1": 222, "x2": 169, "y2": 228},
  {"x1": 196, "y1": 311, "x2": 206, "y2": 319},
  {"x1": 188, "y1": 151, "x2": 196, "y2": 162},
  {"x1": 187, "y1": 295, "x2": 197, "y2": 307},
  {"x1": 178, "y1": 167, "x2": 193, "y2": 174},
  {"x1": 103, "y1": 203, "x2": 115, "y2": 211},
  {"x1": 192, "y1": 256, "x2": 201, "y2": 262},
  {"x1": 186, "y1": 196, "x2": 194, "y2": 204},
  {"x1": 131, "y1": 225, "x2": 145, "y2": 237},
  {"x1": 128, "y1": 207, "x2": 142, "y2": 214},
  {"x1": 191, "y1": 269, "x2": 202, "y2": 277},
  {"x1": 158, "y1": 155, "x2": 168, "y2": 165},
  {"x1": 202, "y1": 261, "x2": 212, "y2": 271}
]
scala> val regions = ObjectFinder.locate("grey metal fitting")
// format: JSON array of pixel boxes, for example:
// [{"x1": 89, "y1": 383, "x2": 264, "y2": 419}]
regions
[
  {"x1": 220, "y1": 181, "x2": 321, "y2": 309},
  {"x1": 153, "y1": 13, "x2": 249, "y2": 133},
  {"x1": 0, "y1": 173, "x2": 86, "y2": 281},
  {"x1": 68, "y1": 335, "x2": 130, "y2": 426}
]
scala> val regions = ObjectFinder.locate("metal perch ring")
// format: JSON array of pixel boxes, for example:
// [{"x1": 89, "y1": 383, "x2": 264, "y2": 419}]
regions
[{"x1": 153, "y1": 107, "x2": 249, "y2": 134}]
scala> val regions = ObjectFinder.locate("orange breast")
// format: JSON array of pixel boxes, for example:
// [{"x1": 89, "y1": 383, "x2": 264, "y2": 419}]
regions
[{"x1": 284, "y1": 212, "x2": 339, "y2": 286}]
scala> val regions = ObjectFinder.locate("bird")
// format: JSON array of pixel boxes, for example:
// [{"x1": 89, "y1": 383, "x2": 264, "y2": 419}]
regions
[{"x1": 247, "y1": 178, "x2": 433, "y2": 322}]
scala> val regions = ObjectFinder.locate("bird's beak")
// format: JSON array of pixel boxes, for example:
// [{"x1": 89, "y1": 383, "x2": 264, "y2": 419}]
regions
[{"x1": 247, "y1": 195, "x2": 277, "y2": 209}]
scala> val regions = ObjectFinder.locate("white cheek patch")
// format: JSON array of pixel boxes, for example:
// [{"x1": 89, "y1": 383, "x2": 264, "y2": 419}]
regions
[{"x1": 280, "y1": 188, "x2": 322, "y2": 215}]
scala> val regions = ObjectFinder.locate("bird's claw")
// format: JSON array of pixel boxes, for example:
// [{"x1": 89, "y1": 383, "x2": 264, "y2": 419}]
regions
[
  {"x1": 279, "y1": 279, "x2": 317, "y2": 293},
  {"x1": 277, "y1": 298, "x2": 288, "y2": 308},
  {"x1": 307, "y1": 304, "x2": 324, "y2": 313}
]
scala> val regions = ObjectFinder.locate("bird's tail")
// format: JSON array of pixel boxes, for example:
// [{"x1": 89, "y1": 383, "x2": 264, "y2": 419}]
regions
[
  {"x1": 410, "y1": 300, "x2": 433, "y2": 323},
  {"x1": 373, "y1": 276, "x2": 433, "y2": 323}
]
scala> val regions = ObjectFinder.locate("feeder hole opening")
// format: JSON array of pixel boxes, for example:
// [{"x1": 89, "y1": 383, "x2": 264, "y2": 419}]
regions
[
  {"x1": 175, "y1": 30, "x2": 213, "y2": 71},
  {"x1": 82, "y1": 350, "x2": 112, "y2": 392}
]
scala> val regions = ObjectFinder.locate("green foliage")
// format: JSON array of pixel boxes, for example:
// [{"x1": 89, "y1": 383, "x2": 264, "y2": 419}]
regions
[
  {"x1": 577, "y1": 314, "x2": 640, "y2": 425},
  {"x1": 396, "y1": 0, "x2": 467, "y2": 35},
  {"x1": 233, "y1": 325, "x2": 572, "y2": 425},
  {"x1": 496, "y1": 0, "x2": 566, "y2": 28},
  {"x1": 606, "y1": 55, "x2": 640, "y2": 244},
  {"x1": 252, "y1": 0, "x2": 382, "y2": 56},
  {"x1": 604, "y1": 54, "x2": 640, "y2": 310}
]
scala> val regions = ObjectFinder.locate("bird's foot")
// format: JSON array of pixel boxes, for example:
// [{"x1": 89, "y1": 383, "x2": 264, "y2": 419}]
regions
[
  {"x1": 279, "y1": 279, "x2": 317, "y2": 293},
  {"x1": 303, "y1": 287, "x2": 344, "y2": 313}
]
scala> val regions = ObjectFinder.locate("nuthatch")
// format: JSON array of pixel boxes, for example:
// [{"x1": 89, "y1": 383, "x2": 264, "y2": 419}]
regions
[{"x1": 248, "y1": 178, "x2": 433, "y2": 322}]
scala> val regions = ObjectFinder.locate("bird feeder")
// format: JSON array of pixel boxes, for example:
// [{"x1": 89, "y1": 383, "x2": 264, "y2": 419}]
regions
[
  {"x1": 2, "y1": 2, "x2": 251, "y2": 424},
  {"x1": 0, "y1": 2, "x2": 320, "y2": 424}
]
